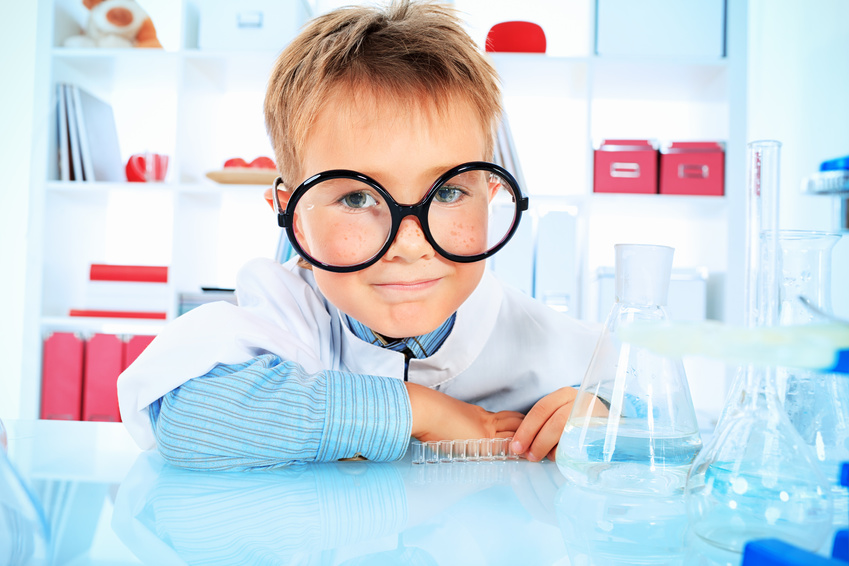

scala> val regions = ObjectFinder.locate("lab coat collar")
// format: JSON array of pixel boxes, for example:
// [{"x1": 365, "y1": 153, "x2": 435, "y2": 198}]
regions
[{"x1": 337, "y1": 270, "x2": 502, "y2": 388}]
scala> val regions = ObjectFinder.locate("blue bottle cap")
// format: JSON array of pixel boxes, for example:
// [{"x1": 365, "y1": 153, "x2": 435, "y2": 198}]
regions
[{"x1": 820, "y1": 155, "x2": 849, "y2": 172}]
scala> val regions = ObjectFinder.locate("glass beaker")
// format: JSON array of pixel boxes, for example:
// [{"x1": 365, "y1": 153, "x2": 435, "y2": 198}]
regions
[
  {"x1": 556, "y1": 243, "x2": 702, "y2": 495},
  {"x1": 685, "y1": 141, "x2": 833, "y2": 553},
  {"x1": 777, "y1": 229, "x2": 848, "y2": 525}
]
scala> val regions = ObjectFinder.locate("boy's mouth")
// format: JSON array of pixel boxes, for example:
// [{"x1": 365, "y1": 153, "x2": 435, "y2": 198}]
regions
[{"x1": 373, "y1": 278, "x2": 441, "y2": 293}]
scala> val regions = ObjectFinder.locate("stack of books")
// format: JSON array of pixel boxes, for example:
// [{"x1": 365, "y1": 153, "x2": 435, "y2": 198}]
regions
[
  {"x1": 56, "y1": 83, "x2": 124, "y2": 182},
  {"x1": 178, "y1": 287, "x2": 237, "y2": 316},
  {"x1": 70, "y1": 263, "x2": 171, "y2": 320}
]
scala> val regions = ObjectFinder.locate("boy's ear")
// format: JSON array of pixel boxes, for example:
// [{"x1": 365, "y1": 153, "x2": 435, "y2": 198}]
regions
[{"x1": 263, "y1": 183, "x2": 291, "y2": 211}]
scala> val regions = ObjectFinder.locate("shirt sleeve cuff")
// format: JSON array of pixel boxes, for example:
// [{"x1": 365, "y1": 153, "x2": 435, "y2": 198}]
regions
[{"x1": 317, "y1": 372, "x2": 412, "y2": 462}]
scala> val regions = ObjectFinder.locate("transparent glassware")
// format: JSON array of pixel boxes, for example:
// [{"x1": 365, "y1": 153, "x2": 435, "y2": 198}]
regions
[
  {"x1": 0, "y1": 430, "x2": 50, "y2": 564},
  {"x1": 777, "y1": 229, "x2": 848, "y2": 525},
  {"x1": 556, "y1": 243, "x2": 702, "y2": 495},
  {"x1": 685, "y1": 141, "x2": 833, "y2": 553},
  {"x1": 556, "y1": 481, "x2": 689, "y2": 566}
]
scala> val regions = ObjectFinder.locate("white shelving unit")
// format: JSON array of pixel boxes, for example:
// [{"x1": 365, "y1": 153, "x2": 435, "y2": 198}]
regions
[
  {"x1": 486, "y1": 7, "x2": 744, "y2": 324},
  {"x1": 19, "y1": 0, "x2": 747, "y2": 420},
  {"x1": 19, "y1": 0, "x2": 304, "y2": 419}
]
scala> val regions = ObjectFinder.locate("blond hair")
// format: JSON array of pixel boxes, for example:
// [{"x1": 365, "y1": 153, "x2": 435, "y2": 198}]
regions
[{"x1": 264, "y1": 0, "x2": 502, "y2": 187}]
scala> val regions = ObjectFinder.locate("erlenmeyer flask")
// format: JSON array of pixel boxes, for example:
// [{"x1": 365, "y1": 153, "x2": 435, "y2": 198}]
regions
[
  {"x1": 777, "y1": 229, "x2": 848, "y2": 525},
  {"x1": 556, "y1": 243, "x2": 702, "y2": 495},
  {"x1": 555, "y1": 481, "x2": 689, "y2": 566},
  {"x1": 685, "y1": 141, "x2": 833, "y2": 553}
]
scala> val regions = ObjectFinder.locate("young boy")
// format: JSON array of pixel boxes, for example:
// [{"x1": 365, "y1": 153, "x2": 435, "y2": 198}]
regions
[{"x1": 117, "y1": 0, "x2": 599, "y2": 470}]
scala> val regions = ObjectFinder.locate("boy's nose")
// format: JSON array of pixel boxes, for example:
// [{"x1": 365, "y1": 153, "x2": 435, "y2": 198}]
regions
[{"x1": 383, "y1": 216, "x2": 435, "y2": 263}]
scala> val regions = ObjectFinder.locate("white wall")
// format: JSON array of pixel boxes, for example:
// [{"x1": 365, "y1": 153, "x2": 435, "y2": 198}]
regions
[
  {"x1": 748, "y1": 0, "x2": 849, "y2": 318},
  {"x1": 0, "y1": 2, "x2": 40, "y2": 420}
]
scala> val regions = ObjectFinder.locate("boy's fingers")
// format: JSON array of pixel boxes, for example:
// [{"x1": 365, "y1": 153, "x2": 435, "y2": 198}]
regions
[
  {"x1": 494, "y1": 413, "x2": 525, "y2": 434},
  {"x1": 511, "y1": 388, "x2": 576, "y2": 455},
  {"x1": 526, "y1": 405, "x2": 573, "y2": 462}
]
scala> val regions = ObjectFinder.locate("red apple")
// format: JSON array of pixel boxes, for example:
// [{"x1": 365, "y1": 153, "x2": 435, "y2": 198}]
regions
[
  {"x1": 249, "y1": 156, "x2": 276, "y2": 169},
  {"x1": 224, "y1": 157, "x2": 249, "y2": 168}
]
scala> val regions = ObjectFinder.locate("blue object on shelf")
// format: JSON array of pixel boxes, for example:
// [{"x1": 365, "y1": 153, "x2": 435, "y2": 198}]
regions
[
  {"x1": 821, "y1": 155, "x2": 849, "y2": 172},
  {"x1": 743, "y1": 539, "x2": 845, "y2": 566}
]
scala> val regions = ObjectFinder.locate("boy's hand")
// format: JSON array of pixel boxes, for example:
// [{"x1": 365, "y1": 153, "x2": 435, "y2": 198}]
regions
[
  {"x1": 510, "y1": 387, "x2": 610, "y2": 462},
  {"x1": 509, "y1": 387, "x2": 578, "y2": 462},
  {"x1": 405, "y1": 382, "x2": 524, "y2": 442}
]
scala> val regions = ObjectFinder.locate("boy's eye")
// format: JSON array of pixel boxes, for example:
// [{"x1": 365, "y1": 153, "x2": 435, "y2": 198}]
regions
[
  {"x1": 339, "y1": 191, "x2": 377, "y2": 209},
  {"x1": 434, "y1": 185, "x2": 466, "y2": 204}
]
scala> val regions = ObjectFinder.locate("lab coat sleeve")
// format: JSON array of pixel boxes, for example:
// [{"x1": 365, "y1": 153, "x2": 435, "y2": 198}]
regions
[
  {"x1": 117, "y1": 258, "x2": 339, "y2": 450},
  {"x1": 151, "y1": 353, "x2": 413, "y2": 470}
]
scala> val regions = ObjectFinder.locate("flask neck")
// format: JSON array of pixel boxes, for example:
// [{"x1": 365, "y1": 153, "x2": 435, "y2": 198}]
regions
[
  {"x1": 614, "y1": 244, "x2": 674, "y2": 306},
  {"x1": 778, "y1": 231, "x2": 840, "y2": 324},
  {"x1": 727, "y1": 365, "x2": 784, "y2": 415}
]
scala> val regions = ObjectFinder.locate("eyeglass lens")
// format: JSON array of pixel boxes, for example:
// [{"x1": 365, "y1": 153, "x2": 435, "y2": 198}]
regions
[{"x1": 290, "y1": 168, "x2": 519, "y2": 268}]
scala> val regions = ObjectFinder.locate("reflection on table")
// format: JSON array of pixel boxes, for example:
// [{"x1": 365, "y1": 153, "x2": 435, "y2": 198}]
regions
[{"x1": 0, "y1": 420, "x2": 840, "y2": 565}]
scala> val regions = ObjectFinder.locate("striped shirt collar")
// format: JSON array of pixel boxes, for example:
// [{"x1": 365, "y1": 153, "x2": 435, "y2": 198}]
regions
[{"x1": 345, "y1": 314, "x2": 456, "y2": 359}]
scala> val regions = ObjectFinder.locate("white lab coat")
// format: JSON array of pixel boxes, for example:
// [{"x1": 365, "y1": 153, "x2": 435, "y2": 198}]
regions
[{"x1": 118, "y1": 257, "x2": 601, "y2": 450}]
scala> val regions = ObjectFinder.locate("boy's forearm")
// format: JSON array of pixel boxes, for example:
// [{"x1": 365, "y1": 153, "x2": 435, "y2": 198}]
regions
[
  {"x1": 152, "y1": 354, "x2": 411, "y2": 470},
  {"x1": 405, "y1": 382, "x2": 438, "y2": 438}
]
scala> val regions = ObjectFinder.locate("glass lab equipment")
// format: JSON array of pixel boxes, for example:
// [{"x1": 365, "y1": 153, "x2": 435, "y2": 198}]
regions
[
  {"x1": 556, "y1": 481, "x2": 689, "y2": 566},
  {"x1": 685, "y1": 141, "x2": 833, "y2": 553},
  {"x1": 556, "y1": 243, "x2": 702, "y2": 494},
  {"x1": 0, "y1": 435, "x2": 50, "y2": 565},
  {"x1": 777, "y1": 230, "x2": 848, "y2": 525}
]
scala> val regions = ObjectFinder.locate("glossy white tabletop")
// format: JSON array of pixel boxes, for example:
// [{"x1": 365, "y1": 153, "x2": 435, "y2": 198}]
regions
[{"x1": 0, "y1": 419, "x2": 839, "y2": 565}]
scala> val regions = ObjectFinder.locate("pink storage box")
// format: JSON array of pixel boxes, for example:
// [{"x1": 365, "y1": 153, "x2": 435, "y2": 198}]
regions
[
  {"x1": 660, "y1": 142, "x2": 725, "y2": 196},
  {"x1": 593, "y1": 139, "x2": 659, "y2": 194}
]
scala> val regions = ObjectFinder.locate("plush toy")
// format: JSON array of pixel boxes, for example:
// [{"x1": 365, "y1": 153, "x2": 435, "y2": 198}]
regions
[{"x1": 64, "y1": 0, "x2": 162, "y2": 49}]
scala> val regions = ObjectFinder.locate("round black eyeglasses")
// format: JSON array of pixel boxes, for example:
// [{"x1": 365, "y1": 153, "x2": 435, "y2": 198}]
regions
[{"x1": 273, "y1": 161, "x2": 528, "y2": 273}]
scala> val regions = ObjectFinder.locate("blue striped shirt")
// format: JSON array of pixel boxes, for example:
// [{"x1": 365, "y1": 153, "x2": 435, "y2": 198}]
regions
[{"x1": 149, "y1": 314, "x2": 455, "y2": 470}]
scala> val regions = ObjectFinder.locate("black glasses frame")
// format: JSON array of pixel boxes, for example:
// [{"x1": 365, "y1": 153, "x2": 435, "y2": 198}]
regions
[{"x1": 273, "y1": 161, "x2": 529, "y2": 273}]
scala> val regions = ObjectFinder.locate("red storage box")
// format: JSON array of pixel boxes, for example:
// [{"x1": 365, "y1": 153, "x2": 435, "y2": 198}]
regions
[
  {"x1": 82, "y1": 333, "x2": 124, "y2": 423},
  {"x1": 660, "y1": 142, "x2": 725, "y2": 196},
  {"x1": 40, "y1": 332, "x2": 85, "y2": 421},
  {"x1": 594, "y1": 140, "x2": 659, "y2": 194}
]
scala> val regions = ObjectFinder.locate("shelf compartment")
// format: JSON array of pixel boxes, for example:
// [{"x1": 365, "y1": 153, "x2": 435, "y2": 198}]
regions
[
  {"x1": 41, "y1": 316, "x2": 167, "y2": 336},
  {"x1": 590, "y1": 57, "x2": 728, "y2": 101}
]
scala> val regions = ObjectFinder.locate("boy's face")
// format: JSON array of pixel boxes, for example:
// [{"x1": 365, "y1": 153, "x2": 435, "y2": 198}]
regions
[{"x1": 292, "y1": 90, "x2": 489, "y2": 338}]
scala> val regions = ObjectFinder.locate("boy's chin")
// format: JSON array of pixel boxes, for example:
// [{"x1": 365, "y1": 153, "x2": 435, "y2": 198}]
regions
[{"x1": 369, "y1": 315, "x2": 445, "y2": 340}]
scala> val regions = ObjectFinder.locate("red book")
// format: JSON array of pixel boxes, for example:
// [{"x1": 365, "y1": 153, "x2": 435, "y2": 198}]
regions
[
  {"x1": 69, "y1": 309, "x2": 167, "y2": 320},
  {"x1": 81, "y1": 333, "x2": 124, "y2": 422},
  {"x1": 123, "y1": 335, "x2": 155, "y2": 369},
  {"x1": 40, "y1": 332, "x2": 85, "y2": 421},
  {"x1": 89, "y1": 264, "x2": 168, "y2": 283}
]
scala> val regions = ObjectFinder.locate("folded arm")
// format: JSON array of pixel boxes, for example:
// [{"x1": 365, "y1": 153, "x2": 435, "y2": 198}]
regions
[{"x1": 149, "y1": 353, "x2": 412, "y2": 470}]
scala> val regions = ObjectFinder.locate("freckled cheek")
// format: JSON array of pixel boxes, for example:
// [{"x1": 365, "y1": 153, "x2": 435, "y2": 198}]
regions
[
  {"x1": 441, "y1": 219, "x2": 488, "y2": 254},
  {"x1": 298, "y1": 220, "x2": 384, "y2": 264}
]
